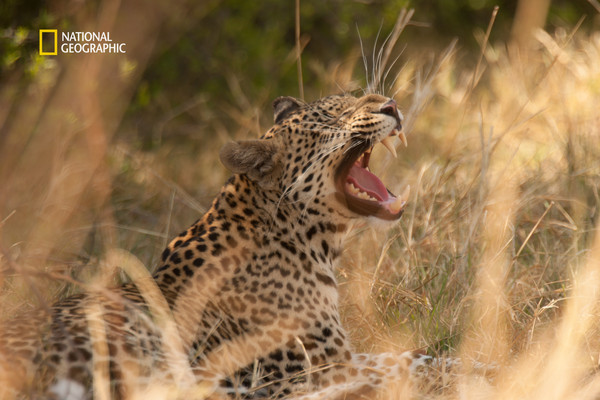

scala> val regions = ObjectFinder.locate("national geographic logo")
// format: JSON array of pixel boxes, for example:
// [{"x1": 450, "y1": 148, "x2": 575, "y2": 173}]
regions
[
  {"x1": 39, "y1": 29, "x2": 57, "y2": 55},
  {"x1": 39, "y1": 30, "x2": 126, "y2": 55}
]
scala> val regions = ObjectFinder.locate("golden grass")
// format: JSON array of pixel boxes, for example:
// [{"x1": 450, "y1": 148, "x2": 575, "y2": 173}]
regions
[
  {"x1": 1, "y1": 6, "x2": 600, "y2": 399},
  {"x1": 338, "y1": 27, "x2": 600, "y2": 399}
]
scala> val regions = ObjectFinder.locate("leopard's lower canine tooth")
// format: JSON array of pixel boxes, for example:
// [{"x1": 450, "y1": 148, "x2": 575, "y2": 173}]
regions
[
  {"x1": 389, "y1": 196, "x2": 405, "y2": 213},
  {"x1": 380, "y1": 136, "x2": 397, "y2": 158},
  {"x1": 398, "y1": 131, "x2": 408, "y2": 147},
  {"x1": 401, "y1": 185, "x2": 410, "y2": 202},
  {"x1": 389, "y1": 185, "x2": 410, "y2": 213}
]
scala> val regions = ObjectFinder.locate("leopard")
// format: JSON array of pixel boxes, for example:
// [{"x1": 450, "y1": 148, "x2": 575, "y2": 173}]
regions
[{"x1": 0, "y1": 93, "x2": 428, "y2": 400}]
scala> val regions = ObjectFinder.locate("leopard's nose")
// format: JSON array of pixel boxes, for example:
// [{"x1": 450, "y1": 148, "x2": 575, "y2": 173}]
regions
[
  {"x1": 379, "y1": 100, "x2": 402, "y2": 125},
  {"x1": 379, "y1": 100, "x2": 398, "y2": 118},
  {"x1": 380, "y1": 100, "x2": 401, "y2": 127}
]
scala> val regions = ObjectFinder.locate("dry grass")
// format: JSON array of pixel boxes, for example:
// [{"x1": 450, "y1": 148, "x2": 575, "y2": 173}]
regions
[
  {"x1": 1, "y1": 6, "x2": 600, "y2": 399},
  {"x1": 338, "y1": 26, "x2": 600, "y2": 399}
]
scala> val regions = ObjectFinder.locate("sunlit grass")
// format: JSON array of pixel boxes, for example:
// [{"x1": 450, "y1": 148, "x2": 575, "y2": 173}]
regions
[{"x1": 339, "y1": 28, "x2": 600, "y2": 399}]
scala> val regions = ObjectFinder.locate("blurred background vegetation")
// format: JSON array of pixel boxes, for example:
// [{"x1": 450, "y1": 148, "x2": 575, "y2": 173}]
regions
[{"x1": 1, "y1": 0, "x2": 598, "y2": 151}]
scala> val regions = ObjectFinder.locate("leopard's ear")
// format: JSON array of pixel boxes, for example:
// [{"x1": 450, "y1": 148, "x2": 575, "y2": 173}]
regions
[
  {"x1": 220, "y1": 138, "x2": 283, "y2": 184},
  {"x1": 273, "y1": 96, "x2": 303, "y2": 123}
]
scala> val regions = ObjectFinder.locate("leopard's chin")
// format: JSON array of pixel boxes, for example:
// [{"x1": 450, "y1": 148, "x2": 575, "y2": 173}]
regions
[{"x1": 334, "y1": 130, "x2": 409, "y2": 221}]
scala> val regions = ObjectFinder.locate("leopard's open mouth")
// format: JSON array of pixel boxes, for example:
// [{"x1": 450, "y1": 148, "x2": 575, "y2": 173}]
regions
[{"x1": 335, "y1": 127, "x2": 409, "y2": 220}]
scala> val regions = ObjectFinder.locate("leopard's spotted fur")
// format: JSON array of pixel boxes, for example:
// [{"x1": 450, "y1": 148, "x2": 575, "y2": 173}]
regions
[{"x1": 0, "y1": 93, "x2": 425, "y2": 399}]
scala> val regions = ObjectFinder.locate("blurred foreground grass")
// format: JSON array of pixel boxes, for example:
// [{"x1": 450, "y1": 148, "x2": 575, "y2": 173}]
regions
[{"x1": 1, "y1": 4, "x2": 600, "y2": 399}]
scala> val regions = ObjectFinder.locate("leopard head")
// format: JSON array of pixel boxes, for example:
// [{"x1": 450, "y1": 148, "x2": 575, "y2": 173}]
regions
[{"x1": 220, "y1": 93, "x2": 409, "y2": 222}]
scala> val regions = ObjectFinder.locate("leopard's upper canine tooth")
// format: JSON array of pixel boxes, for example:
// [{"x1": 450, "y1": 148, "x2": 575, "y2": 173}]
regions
[
  {"x1": 398, "y1": 131, "x2": 408, "y2": 147},
  {"x1": 380, "y1": 136, "x2": 397, "y2": 158}
]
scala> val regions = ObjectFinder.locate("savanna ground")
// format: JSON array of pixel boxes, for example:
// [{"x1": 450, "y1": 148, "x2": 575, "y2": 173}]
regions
[{"x1": 1, "y1": 1, "x2": 600, "y2": 398}]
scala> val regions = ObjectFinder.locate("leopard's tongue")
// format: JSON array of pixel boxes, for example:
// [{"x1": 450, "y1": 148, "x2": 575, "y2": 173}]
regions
[{"x1": 346, "y1": 164, "x2": 390, "y2": 202}]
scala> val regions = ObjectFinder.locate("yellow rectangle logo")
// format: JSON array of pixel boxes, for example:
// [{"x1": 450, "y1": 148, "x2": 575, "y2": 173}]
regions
[{"x1": 39, "y1": 29, "x2": 58, "y2": 55}]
